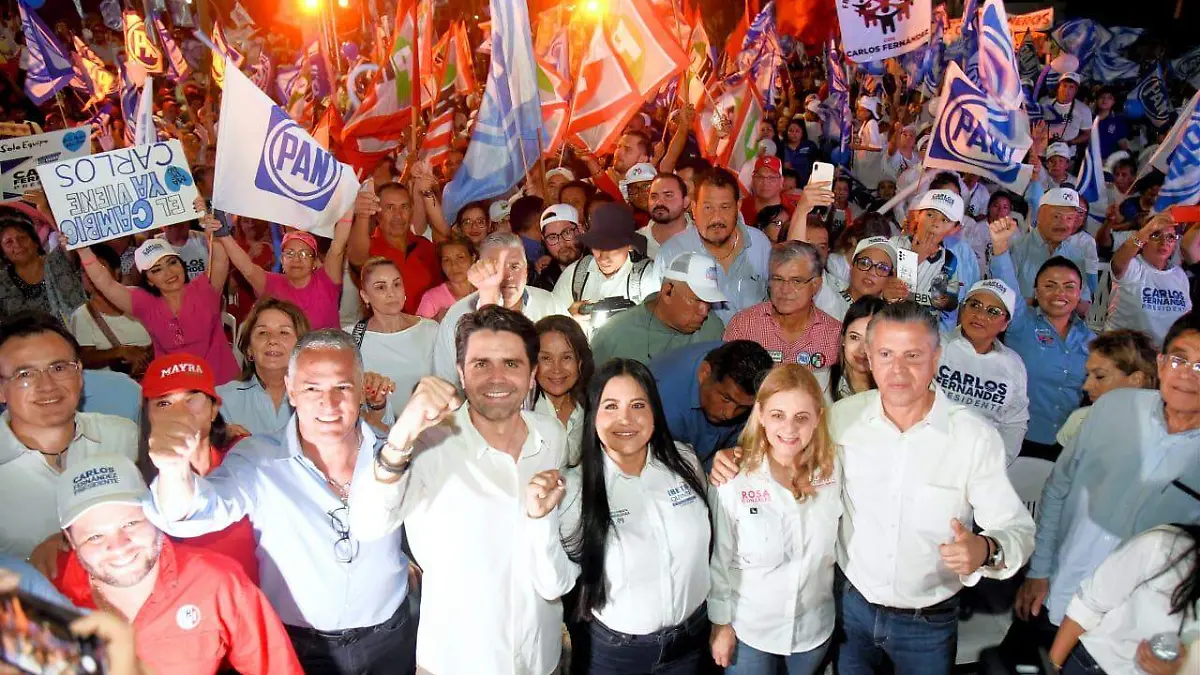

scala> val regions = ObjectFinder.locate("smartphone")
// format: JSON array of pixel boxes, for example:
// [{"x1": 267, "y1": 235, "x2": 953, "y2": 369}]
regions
[
  {"x1": 0, "y1": 590, "x2": 104, "y2": 675},
  {"x1": 895, "y1": 248, "x2": 919, "y2": 290},
  {"x1": 808, "y1": 161, "x2": 835, "y2": 187},
  {"x1": 1170, "y1": 204, "x2": 1200, "y2": 223}
]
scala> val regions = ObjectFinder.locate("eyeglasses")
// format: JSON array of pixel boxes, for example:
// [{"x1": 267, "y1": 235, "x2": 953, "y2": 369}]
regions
[
  {"x1": 544, "y1": 226, "x2": 578, "y2": 247},
  {"x1": 1161, "y1": 354, "x2": 1200, "y2": 376},
  {"x1": 328, "y1": 507, "x2": 358, "y2": 564},
  {"x1": 1149, "y1": 230, "x2": 1181, "y2": 243},
  {"x1": 752, "y1": 173, "x2": 780, "y2": 181},
  {"x1": 460, "y1": 217, "x2": 488, "y2": 229},
  {"x1": 963, "y1": 298, "x2": 1007, "y2": 319},
  {"x1": 0, "y1": 360, "x2": 81, "y2": 388},
  {"x1": 282, "y1": 249, "x2": 315, "y2": 260},
  {"x1": 853, "y1": 256, "x2": 893, "y2": 277},
  {"x1": 768, "y1": 273, "x2": 819, "y2": 293}
]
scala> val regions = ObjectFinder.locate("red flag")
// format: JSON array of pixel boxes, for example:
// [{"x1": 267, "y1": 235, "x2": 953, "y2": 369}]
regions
[{"x1": 776, "y1": 0, "x2": 838, "y2": 45}]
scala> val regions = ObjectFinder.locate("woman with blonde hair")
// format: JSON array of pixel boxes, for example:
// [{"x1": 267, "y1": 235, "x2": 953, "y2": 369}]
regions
[
  {"x1": 1056, "y1": 329, "x2": 1159, "y2": 448},
  {"x1": 709, "y1": 364, "x2": 842, "y2": 674}
]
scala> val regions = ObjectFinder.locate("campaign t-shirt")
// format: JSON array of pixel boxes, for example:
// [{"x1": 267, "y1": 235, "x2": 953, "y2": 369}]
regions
[
  {"x1": 935, "y1": 330, "x2": 1030, "y2": 465},
  {"x1": 1105, "y1": 255, "x2": 1192, "y2": 346},
  {"x1": 263, "y1": 268, "x2": 343, "y2": 330},
  {"x1": 157, "y1": 231, "x2": 209, "y2": 281}
]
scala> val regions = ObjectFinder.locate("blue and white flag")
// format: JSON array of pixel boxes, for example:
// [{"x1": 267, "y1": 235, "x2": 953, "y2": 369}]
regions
[
  {"x1": 738, "y1": 1, "x2": 783, "y2": 110},
  {"x1": 1129, "y1": 63, "x2": 1172, "y2": 129},
  {"x1": 900, "y1": 10, "x2": 943, "y2": 94},
  {"x1": 19, "y1": 5, "x2": 75, "y2": 105},
  {"x1": 543, "y1": 27, "x2": 570, "y2": 81},
  {"x1": 924, "y1": 62, "x2": 1034, "y2": 192},
  {"x1": 1075, "y1": 117, "x2": 1107, "y2": 222},
  {"x1": 976, "y1": 0, "x2": 1024, "y2": 110},
  {"x1": 1017, "y1": 30, "x2": 1041, "y2": 84},
  {"x1": 1051, "y1": 19, "x2": 1100, "y2": 70},
  {"x1": 118, "y1": 58, "x2": 144, "y2": 146},
  {"x1": 958, "y1": 0, "x2": 981, "y2": 85},
  {"x1": 824, "y1": 36, "x2": 851, "y2": 164},
  {"x1": 153, "y1": 15, "x2": 192, "y2": 80},
  {"x1": 441, "y1": 0, "x2": 544, "y2": 221},
  {"x1": 134, "y1": 75, "x2": 156, "y2": 147},
  {"x1": 273, "y1": 64, "x2": 304, "y2": 105},
  {"x1": 1170, "y1": 46, "x2": 1200, "y2": 89},
  {"x1": 212, "y1": 58, "x2": 360, "y2": 237},
  {"x1": 1153, "y1": 101, "x2": 1200, "y2": 213},
  {"x1": 1090, "y1": 48, "x2": 1139, "y2": 82}
]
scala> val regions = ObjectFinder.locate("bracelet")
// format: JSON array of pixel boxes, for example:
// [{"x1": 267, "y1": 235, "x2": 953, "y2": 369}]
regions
[
  {"x1": 1131, "y1": 235, "x2": 1147, "y2": 249},
  {"x1": 82, "y1": 257, "x2": 99, "y2": 266},
  {"x1": 363, "y1": 399, "x2": 387, "y2": 411},
  {"x1": 375, "y1": 442, "x2": 413, "y2": 474}
]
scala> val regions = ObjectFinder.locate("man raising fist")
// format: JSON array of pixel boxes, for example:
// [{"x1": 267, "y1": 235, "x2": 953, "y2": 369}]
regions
[{"x1": 352, "y1": 305, "x2": 570, "y2": 675}]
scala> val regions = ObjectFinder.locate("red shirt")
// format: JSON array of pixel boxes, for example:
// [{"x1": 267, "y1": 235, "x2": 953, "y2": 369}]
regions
[
  {"x1": 592, "y1": 172, "x2": 624, "y2": 201},
  {"x1": 368, "y1": 230, "x2": 443, "y2": 314},
  {"x1": 55, "y1": 539, "x2": 302, "y2": 675},
  {"x1": 722, "y1": 301, "x2": 842, "y2": 368}
]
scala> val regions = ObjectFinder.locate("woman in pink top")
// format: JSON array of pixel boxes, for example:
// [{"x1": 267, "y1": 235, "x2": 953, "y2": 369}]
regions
[
  {"x1": 415, "y1": 236, "x2": 475, "y2": 321},
  {"x1": 216, "y1": 217, "x2": 351, "y2": 330},
  {"x1": 78, "y1": 209, "x2": 240, "y2": 385}
]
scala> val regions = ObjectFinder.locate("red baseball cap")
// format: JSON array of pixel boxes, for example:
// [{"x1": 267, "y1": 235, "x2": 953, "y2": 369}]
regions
[
  {"x1": 754, "y1": 155, "x2": 783, "y2": 177},
  {"x1": 281, "y1": 231, "x2": 319, "y2": 254},
  {"x1": 141, "y1": 353, "x2": 221, "y2": 405}
]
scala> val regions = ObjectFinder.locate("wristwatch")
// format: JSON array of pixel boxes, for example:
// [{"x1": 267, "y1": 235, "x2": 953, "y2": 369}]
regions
[
  {"x1": 1131, "y1": 234, "x2": 1147, "y2": 249},
  {"x1": 985, "y1": 536, "x2": 1005, "y2": 569}
]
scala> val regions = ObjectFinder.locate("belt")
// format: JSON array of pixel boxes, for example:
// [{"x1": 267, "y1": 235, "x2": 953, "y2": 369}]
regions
[
  {"x1": 285, "y1": 594, "x2": 410, "y2": 643},
  {"x1": 847, "y1": 580, "x2": 959, "y2": 619},
  {"x1": 590, "y1": 603, "x2": 708, "y2": 646}
]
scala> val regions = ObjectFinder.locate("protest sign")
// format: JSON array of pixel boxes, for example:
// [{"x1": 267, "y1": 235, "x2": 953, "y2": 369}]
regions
[
  {"x1": 35, "y1": 139, "x2": 200, "y2": 250},
  {"x1": 835, "y1": 0, "x2": 932, "y2": 63},
  {"x1": 0, "y1": 127, "x2": 92, "y2": 200},
  {"x1": 945, "y1": 8, "x2": 1054, "y2": 45}
]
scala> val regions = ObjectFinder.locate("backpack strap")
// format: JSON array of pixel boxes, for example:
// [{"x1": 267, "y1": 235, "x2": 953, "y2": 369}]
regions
[
  {"x1": 571, "y1": 255, "x2": 594, "y2": 302},
  {"x1": 351, "y1": 320, "x2": 369, "y2": 348},
  {"x1": 628, "y1": 257, "x2": 653, "y2": 302}
]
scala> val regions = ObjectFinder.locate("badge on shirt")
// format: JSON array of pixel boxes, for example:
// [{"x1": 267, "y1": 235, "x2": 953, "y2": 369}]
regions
[
  {"x1": 610, "y1": 507, "x2": 631, "y2": 525},
  {"x1": 810, "y1": 353, "x2": 826, "y2": 369},
  {"x1": 796, "y1": 352, "x2": 812, "y2": 366},
  {"x1": 1034, "y1": 327, "x2": 1056, "y2": 346},
  {"x1": 176, "y1": 604, "x2": 202, "y2": 630},
  {"x1": 767, "y1": 350, "x2": 784, "y2": 363},
  {"x1": 668, "y1": 483, "x2": 697, "y2": 508}
]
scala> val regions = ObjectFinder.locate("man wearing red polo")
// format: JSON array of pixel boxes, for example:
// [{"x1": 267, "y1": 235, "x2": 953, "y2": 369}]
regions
[
  {"x1": 348, "y1": 182, "x2": 442, "y2": 314},
  {"x1": 53, "y1": 454, "x2": 302, "y2": 675},
  {"x1": 741, "y1": 155, "x2": 796, "y2": 227}
]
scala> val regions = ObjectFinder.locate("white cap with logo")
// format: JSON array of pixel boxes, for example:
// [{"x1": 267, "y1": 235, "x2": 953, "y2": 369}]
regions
[
  {"x1": 852, "y1": 236, "x2": 898, "y2": 264},
  {"x1": 967, "y1": 278, "x2": 1017, "y2": 317},
  {"x1": 489, "y1": 199, "x2": 511, "y2": 222},
  {"x1": 624, "y1": 163, "x2": 658, "y2": 185},
  {"x1": 663, "y1": 252, "x2": 727, "y2": 304},
  {"x1": 58, "y1": 454, "x2": 149, "y2": 529},
  {"x1": 545, "y1": 167, "x2": 575, "y2": 183},
  {"x1": 540, "y1": 204, "x2": 580, "y2": 229},
  {"x1": 915, "y1": 189, "x2": 965, "y2": 223},
  {"x1": 134, "y1": 239, "x2": 179, "y2": 272},
  {"x1": 1045, "y1": 142, "x2": 1073, "y2": 160},
  {"x1": 1040, "y1": 187, "x2": 1081, "y2": 209}
]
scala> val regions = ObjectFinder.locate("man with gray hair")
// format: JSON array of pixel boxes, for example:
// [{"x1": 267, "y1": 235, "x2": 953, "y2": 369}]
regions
[
  {"x1": 432, "y1": 232, "x2": 567, "y2": 385},
  {"x1": 710, "y1": 301, "x2": 1034, "y2": 674},
  {"x1": 723, "y1": 241, "x2": 842, "y2": 368},
  {"x1": 144, "y1": 329, "x2": 418, "y2": 675}
]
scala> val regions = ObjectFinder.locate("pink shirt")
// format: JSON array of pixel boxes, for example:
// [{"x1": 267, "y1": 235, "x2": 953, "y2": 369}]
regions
[
  {"x1": 263, "y1": 268, "x2": 342, "y2": 330},
  {"x1": 130, "y1": 274, "x2": 240, "y2": 385},
  {"x1": 415, "y1": 282, "x2": 457, "y2": 319}
]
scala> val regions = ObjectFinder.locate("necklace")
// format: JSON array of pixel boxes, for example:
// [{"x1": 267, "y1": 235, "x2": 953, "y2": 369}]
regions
[
  {"x1": 326, "y1": 477, "x2": 351, "y2": 504},
  {"x1": 712, "y1": 229, "x2": 741, "y2": 262}
]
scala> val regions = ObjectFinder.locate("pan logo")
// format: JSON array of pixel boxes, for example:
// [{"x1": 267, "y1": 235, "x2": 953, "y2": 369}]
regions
[
  {"x1": 933, "y1": 77, "x2": 1023, "y2": 186},
  {"x1": 255, "y1": 105, "x2": 342, "y2": 211}
]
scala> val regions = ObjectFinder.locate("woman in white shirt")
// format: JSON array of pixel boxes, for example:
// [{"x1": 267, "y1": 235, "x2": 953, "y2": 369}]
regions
[
  {"x1": 533, "y1": 315, "x2": 593, "y2": 466},
  {"x1": 827, "y1": 296, "x2": 887, "y2": 402},
  {"x1": 345, "y1": 256, "x2": 438, "y2": 409},
  {"x1": 1106, "y1": 213, "x2": 1192, "y2": 346},
  {"x1": 1055, "y1": 330, "x2": 1158, "y2": 449},
  {"x1": 1048, "y1": 524, "x2": 1199, "y2": 674},
  {"x1": 935, "y1": 279, "x2": 1030, "y2": 465},
  {"x1": 551, "y1": 359, "x2": 711, "y2": 674},
  {"x1": 708, "y1": 364, "x2": 841, "y2": 674}
]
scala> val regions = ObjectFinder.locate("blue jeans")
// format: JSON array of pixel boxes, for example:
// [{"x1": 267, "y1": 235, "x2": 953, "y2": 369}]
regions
[
  {"x1": 586, "y1": 604, "x2": 709, "y2": 675},
  {"x1": 1062, "y1": 643, "x2": 1107, "y2": 675},
  {"x1": 726, "y1": 637, "x2": 830, "y2": 675},
  {"x1": 836, "y1": 580, "x2": 958, "y2": 675}
]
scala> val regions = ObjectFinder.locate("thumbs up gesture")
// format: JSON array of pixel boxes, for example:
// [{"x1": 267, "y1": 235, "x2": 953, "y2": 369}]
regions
[{"x1": 938, "y1": 518, "x2": 989, "y2": 576}]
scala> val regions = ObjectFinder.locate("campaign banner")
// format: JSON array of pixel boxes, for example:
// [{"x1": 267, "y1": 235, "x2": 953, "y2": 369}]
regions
[
  {"x1": 945, "y1": 8, "x2": 1054, "y2": 45},
  {"x1": 0, "y1": 127, "x2": 92, "y2": 200},
  {"x1": 35, "y1": 139, "x2": 200, "y2": 250},
  {"x1": 835, "y1": 0, "x2": 932, "y2": 63},
  {"x1": 924, "y1": 62, "x2": 1034, "y2": 192}
]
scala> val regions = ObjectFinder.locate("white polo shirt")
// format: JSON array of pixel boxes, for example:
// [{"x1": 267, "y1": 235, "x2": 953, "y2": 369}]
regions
[
  {"x1": 1105, "y1": 255, "x2": 1192, "y2": 346},
  {"x1": 0, "y1": 412, "x2": 138, "y2": 557},
  {"x1": 935, "y1": 329, "x2": 1030, "y2": 465},
  {"x1": 709, "y1": 461, "x2": 842, "y2": 655},
  {"x1": 829, "y1": 389, "x2": 1036, "y2": 609}
]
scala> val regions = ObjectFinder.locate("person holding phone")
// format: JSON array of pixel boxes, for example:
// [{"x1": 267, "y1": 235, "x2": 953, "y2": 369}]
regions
[{"x1": 1106, "y1": 212, "x2": 1192, "y2": 346}]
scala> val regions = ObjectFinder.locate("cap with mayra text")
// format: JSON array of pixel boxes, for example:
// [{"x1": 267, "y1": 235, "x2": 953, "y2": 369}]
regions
[
  {"x1": 966, "y1": 279, "x2": 1017, "y2": 317},
  {"x1": 134, "y1": 239, "x2": 179, "y2": 272},
  {"x1": 58, "y1": 454, "x2": 148, "y2": 529},
  {"x1": 141, "y1": 353, "x2": 222, "y2": 405},
  {"x1": 1040, "y1": 187, "x2": 1081, "y2": 209},
  {"x1": 914, "y1": 189, "x2": 965, "y2": 223},
  {"x1": 663, "y1": 252, "x2": 728, "y2": 304}
]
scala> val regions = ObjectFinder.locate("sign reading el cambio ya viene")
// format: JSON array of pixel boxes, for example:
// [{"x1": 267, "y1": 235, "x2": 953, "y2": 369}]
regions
[{"x1": 35, "y1": 139, "x2": 200, "y2": 250}]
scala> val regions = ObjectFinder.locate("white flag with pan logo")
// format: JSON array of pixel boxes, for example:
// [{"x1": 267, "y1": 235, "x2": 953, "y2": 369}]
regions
[
  {"x1": 212, "y1": 57, "x2": 359, "y2": 238},
  {"x1": 835, "y1": 0, "x2": 932, "y2": 63}
]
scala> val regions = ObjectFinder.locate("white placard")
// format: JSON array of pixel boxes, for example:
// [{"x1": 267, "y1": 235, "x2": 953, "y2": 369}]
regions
[
  {"x1": 836, "y1": 0, "x2": 932, "y2": 63},
  {"x1": 0, "y1": 127, "x2": 93, "y2": 200}
]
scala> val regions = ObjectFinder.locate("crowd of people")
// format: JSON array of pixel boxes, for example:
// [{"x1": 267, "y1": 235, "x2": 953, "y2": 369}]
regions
[{"x1": 0, "y1": 4, "x2": 1198, "y2": 675}]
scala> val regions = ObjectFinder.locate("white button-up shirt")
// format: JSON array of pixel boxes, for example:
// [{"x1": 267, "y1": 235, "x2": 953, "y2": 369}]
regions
[
  {"x1": 1068, "y1": 526, "x2": 1200, "y2": 675},
  {"x1": 0, "y1": 411, "x2": 137, "y2": 557},
  {"x1": 533, "y1": 394, "x2": 584, "y2": 466},
  {"x1": 349, "y1": 405, "x2": 568, "y2": 675},
  {"x1": 531, "y1": 444, "x2": 711, "y2": 635},
  {"x1": 830, "y1": 389, "x2": 1036, "y2": 609},
  {"x1": 709, "y1": 461, "x2": 842, "y2": 655}
]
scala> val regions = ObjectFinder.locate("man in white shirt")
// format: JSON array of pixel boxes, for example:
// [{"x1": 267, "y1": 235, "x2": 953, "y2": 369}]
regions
[
  {"x1": 553, "y1": 203, "x2": 657, "y2": 322},
  {"x1": 353, "y1": 305, "x2": 568, "y2": 675},
  {"x1": 432, "y1": 232, "x2": 567, "y2": 386},
  {"x1": 639, "y1": 173, "x2": 692, "y2": 259},
  {"x1": 156, "y1": 222, "x2": 209, "y2": 281},
  {"x1": 711, "y1": 301, "x2": 1035, "y2": 674},
  {"x1": 0, "y1": 312, "x2": 138, "y2": 559},
  {"x1": 1039, "y1": 72, "x2": 1092, "y2": 148}
]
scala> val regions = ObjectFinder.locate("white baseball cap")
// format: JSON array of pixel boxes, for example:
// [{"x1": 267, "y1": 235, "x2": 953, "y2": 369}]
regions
[
  {"x1": 858, "y1": 96, "x2": 881, "y2": 116},
  {"x1": 967, "y1": 278, "x2": 1017, "y2": 317},
  {"x1": 1060, "y1": 71, "x2": 1082, "y2": 84},
  {"x1": 489, "y1": 199, "x2": 511, "y2": 222},
  {"x1": 540, "y1": 203, "x2": 580, "y2": 229},
  {"x1": 852, "y1": 236, "x2": 898, "y2": 264},
  {"x1": 624, "y1": 162, "x2": 657, "y2": 184},
  {"x1": 663, "y1": 252, "x2": 727, "y2": 303},
  {"x1": 915, "y1": 189, "x2": 965, "y2": 223},
  {"x1": 1040, "y1": 187, "x2": 1081, "y2": 209},
  {"x1": 134, "y1": 239, "x2": 179, "y2": 272},
  {"x1": 545, "y1": 167, "x2": 575, "y2": 183},
  {"x1": 1045, "y1": 142, "x2": 1073, "y2": 160},
  {"x1": 58, "y1": 454, "x2": 148, "y2": 529}
]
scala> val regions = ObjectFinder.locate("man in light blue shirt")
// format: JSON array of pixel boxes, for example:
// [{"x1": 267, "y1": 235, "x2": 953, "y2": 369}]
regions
[
  {"x1": 655, "y1": 168, "x2": 772, "y2": 324},
  {"x1": 1006, "y1": 187, "x2": 1096, "y2": 307},
  {"x1": 81, "y1": 369, "x2": 141, "y2": 424},
  {"x1": 144, "y1": 330, "x2": 416, "y2": 674},
  {"x1": 1001, "y1": 312, "x2": 1200, "y2": 666}
]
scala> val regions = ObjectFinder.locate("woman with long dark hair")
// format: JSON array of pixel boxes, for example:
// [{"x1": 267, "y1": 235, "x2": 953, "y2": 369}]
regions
[
  {"x1": 1048, "y1": 524, "x2": 1200, "y2": 674},
  {"x1": 533, "y1": 315, "x2": 594, "y2": 466},
  {"x1": 532, "y1": 359, "x2": 711, "y2": 674},
  {"x1": 827, "y1": 296, "x2": 887, "y2": 402}
]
